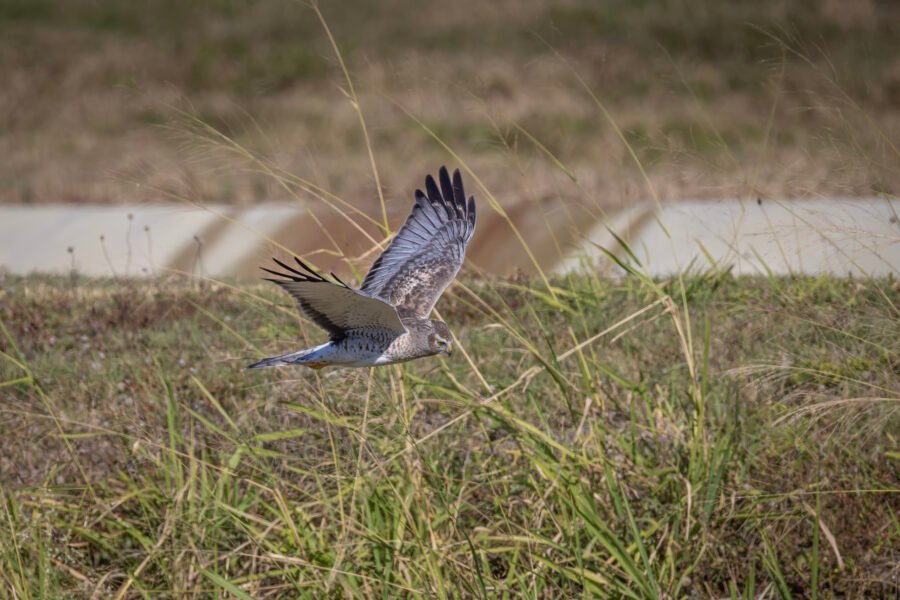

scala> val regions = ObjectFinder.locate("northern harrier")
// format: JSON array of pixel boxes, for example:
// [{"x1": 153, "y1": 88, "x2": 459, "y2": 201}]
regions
[{"x1": 247, "y1": 167, "x2": 476, "y2": 370}]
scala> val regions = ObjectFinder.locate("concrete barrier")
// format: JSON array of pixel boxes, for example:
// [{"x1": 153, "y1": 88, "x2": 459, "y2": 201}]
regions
[
  {"x1": 0, "y1": 204, "x2": 307, "y2": 278},
  {"x1": 556, "y1": 197, "x2": 899, "y2": 278},
  {"x1": 1, "y1": 198, "x2": 897, "y2": 279}
]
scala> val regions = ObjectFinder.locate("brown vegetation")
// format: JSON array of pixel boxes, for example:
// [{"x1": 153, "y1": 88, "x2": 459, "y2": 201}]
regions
[{"x1": 2, "y1": 0, "x2": 900, "y2": 212}]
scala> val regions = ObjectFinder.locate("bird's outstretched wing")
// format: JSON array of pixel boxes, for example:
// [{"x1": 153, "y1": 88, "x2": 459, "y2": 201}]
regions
[
  {"x1": 361, "y1": 166, "x2": 476, "y2": 319},
  {"x1": 262, "y1": 258, "x2": 406, "y2": 340}
]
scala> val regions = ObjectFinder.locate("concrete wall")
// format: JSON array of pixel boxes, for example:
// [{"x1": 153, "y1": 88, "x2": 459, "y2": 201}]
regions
[
  {"x1": 1, "y1": 198, "x2": 897, "y2": 279},
  {"x1": 556, "y1": 197, "x2": 899, "y2": 278}
]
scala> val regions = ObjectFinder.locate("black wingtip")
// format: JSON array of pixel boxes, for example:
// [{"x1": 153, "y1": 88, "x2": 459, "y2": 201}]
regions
[
  {"x1": 271, "y1": 257, "x2": 304, "y2": 277},
  {"x1": 425, "y1": 173, "x2": 441, "y2": 205},
  {"x1": 438, "y1": 166, "x2": 452, "y2": 191},
  {"x1": 451, "y1": 169, "x2": 466, "y2": 219},
  {"x1": 260, "y1": 255, "x2": 328, "y2": 284},
  {"x1": 294, "y1": 256, "x2": 321, "y2": 279},
  {"x1": 438, "y1": 166, "x2": 464, "y2": 219},
  {"x1": 330, "y1": 272, "x2": 350, "y2": 288},
  {"x1": 437, "y1": 165, "x2": 451, "y2": 199},
  {"x1": 410, "y1": 167, "x2": 475, "y2": 228},
  {"x1": 260, "y1": 269, "x2": 288, "y2": 281},
  {"x1": 452, "y1": 168, "x2": 465, "y2": 202}
]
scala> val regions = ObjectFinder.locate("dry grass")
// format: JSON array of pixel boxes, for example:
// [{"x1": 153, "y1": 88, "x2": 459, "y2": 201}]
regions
[
  {"x1": 0, "y1": 273, "x2": 898, "y2": 597},
  {"x1": 2, "y1": 3, "x2": 899, "y2": 597},
  {"x1": 2, "y1": 0, "x2": 900, "y2": 211}
]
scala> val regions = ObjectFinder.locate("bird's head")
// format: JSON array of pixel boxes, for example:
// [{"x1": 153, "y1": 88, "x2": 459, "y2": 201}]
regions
[{"x1": 428, "y1": 320, "x2": 454, "y2": 356}]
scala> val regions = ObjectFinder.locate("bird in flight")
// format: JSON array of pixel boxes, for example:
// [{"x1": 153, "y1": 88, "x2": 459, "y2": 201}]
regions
[{"x1": 247, "y1": 166, "x2": 476, "y2": 370}]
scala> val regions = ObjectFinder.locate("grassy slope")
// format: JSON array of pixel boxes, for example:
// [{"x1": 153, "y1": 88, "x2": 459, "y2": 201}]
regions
[
  {"x1": 2, "y1": 0, "x2": 900, "y2": 207},
  {"x1": 1, "y1": 273, "x2": 897, "y2": 597}
]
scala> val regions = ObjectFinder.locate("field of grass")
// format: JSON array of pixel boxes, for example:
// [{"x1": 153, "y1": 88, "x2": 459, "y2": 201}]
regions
[
  {"x1": 2, "y1": 0, "x2": 900, "y2": 209},
  {"x1": 2, "y1": 1, "x2": 899, "y2": 597},
  {"x1": 1, "y1": 271, "x2": 898, "y2": 597}
]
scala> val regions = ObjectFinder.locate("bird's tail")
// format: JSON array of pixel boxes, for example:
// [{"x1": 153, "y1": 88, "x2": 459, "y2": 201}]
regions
[{"x1": 245, "y1": 345, "x2": 326, "y2": 370}]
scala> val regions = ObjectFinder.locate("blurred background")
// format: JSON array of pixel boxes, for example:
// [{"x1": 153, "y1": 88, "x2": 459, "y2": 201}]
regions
[{"x1": 2, "y1": 0, "x2": 899, "y2": 277}]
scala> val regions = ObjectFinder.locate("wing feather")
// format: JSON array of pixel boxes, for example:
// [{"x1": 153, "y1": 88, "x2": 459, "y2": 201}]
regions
[
  {"x1": 361, "y1": 166, "x2": 476, "y2": 319},
  {"x1": 262, "y1": 257, "x2": 406, "y2": 340}
]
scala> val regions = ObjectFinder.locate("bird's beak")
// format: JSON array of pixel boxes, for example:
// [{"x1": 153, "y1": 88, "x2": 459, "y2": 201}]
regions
[{"x1": 445, "y1": 343, "x2": 453, "y2": 357}]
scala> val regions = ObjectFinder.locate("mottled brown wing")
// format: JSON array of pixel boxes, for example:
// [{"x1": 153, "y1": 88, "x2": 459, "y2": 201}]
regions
[
  {"x1": 360, "y1": 166, "x2": 476, "y2": 319},
  {"x1": 261, "y1": 257, "x2": 406, "y2": 341}
]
